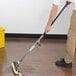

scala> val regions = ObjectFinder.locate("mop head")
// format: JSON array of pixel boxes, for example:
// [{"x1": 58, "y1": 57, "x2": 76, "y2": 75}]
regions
[{"x1": 11, "y1": 61, "x2": 22, "y2": 76}]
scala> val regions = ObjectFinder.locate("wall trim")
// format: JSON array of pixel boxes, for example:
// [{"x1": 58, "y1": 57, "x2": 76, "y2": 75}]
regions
[{"x1": 5, "y1": 33, "x2": 67, "y2": 39}]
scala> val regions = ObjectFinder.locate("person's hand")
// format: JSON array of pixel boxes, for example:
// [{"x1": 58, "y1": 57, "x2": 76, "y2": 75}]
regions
[{"x1": 44, "y1": 24, "x2": 51, "y2": 34}]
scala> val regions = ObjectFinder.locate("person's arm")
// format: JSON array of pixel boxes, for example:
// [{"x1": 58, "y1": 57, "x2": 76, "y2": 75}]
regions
[{"x1": 44, "y1": 4, "x2": 59, "y2": 33}]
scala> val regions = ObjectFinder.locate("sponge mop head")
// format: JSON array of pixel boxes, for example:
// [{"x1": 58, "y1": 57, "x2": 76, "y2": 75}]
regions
[{"x1": 11, "y1": 61, "x2": 20, "y2": 76}]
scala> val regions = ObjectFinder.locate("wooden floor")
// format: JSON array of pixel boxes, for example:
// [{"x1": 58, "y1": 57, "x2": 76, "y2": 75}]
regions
[{"x1": 0, "y1": 38, "x2": 76, "y2": 76}]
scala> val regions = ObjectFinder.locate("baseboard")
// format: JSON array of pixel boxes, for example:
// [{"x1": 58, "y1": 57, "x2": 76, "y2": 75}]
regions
[{"x1": 5, "y1": 33, "x2": 67, "y2": 39}]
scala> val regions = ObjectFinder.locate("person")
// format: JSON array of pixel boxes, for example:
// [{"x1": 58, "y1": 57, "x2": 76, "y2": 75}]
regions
[{"x1": 44, "y1": 0, "x2": 76, "y2": 68}]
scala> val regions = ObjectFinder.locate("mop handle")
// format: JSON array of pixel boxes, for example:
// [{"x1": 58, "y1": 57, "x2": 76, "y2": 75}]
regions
[
  {"x1": 19, "y1": 33, "x2": 45, "y2": 63},
  {"x1": 29, "y1": 33, "x2": 45, "y2": 51},
  {"x1": 51, "y1": 1, "x2": 71, "y2": 26},
  {"x1": 19, "y1": 1, "x2": 71, "y2": 63}
]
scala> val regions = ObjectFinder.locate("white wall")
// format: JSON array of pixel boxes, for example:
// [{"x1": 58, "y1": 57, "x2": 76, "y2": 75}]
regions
[{"x1": 0, "y1": 0, "x2": 73, "y2": 34}]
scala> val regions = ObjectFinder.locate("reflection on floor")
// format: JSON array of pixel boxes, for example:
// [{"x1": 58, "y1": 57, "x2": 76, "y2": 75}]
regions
[{"x1": 0, "y1": 38, "x2": 76, "y2": 76}]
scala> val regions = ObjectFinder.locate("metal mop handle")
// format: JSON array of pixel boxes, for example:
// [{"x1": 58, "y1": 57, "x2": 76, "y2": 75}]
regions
[
  {"x1": 29, "y1": 34, "x2": 44, "y2": 51},
  {"x1": 51, "y1": 1, "x2": 71, "y2": 26},
  {"x1": 19, "y1": 33, "x2": 45, "y2": 64},
  {"x1": 17, "y1": 1, "x2": 71, "y2": 65}
]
